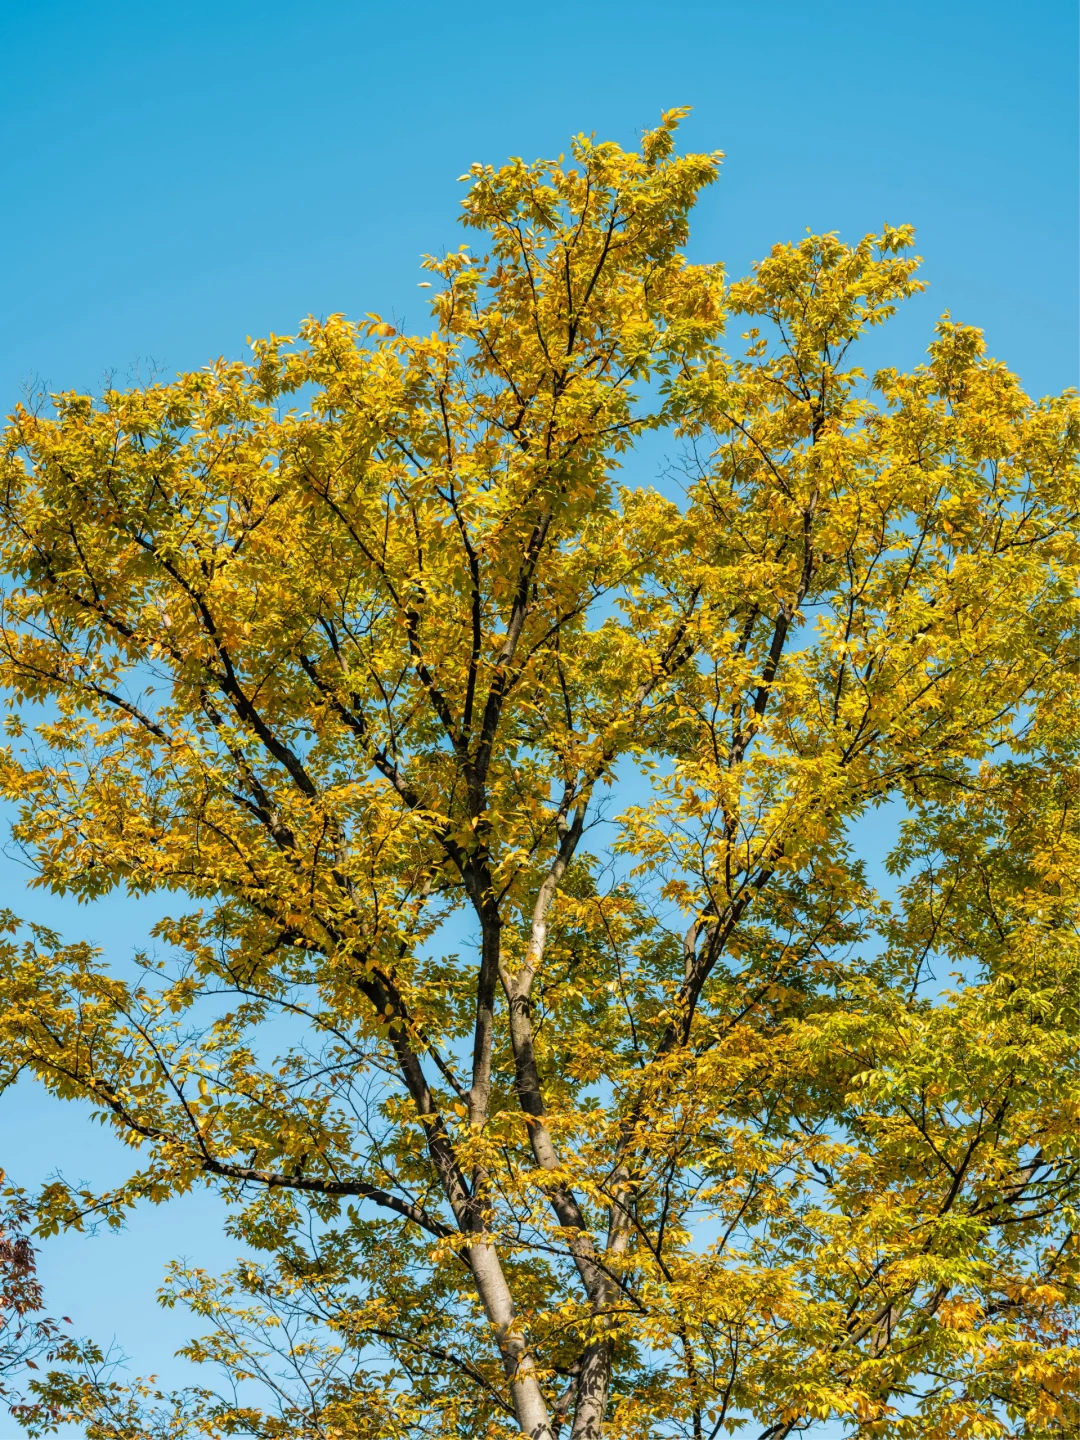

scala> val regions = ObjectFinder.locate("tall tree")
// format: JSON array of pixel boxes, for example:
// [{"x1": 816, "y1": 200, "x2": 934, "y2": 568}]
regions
[{"x1": 0, "y1": 112, "x2": 1076, "y2": 1439}]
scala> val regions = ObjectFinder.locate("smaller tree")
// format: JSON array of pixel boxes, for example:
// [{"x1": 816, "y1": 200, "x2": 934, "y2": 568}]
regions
[{"x1": 0, "y1": 1165, "x2": 73, "y2": 1426}]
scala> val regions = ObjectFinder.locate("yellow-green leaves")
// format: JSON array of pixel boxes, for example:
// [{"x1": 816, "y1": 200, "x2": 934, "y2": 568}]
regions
[{"x1": 0, "y1": 115, "x2": 1076, "y2": 1440}]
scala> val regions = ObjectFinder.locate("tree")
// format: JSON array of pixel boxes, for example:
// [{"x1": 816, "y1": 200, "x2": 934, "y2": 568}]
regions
[
  {"x1": 0, "y1": 110, "x2": 1076, "y2": 1439},
  {"x1": 0, "y1": 1164, "x2": 74, "y2": 1422}
]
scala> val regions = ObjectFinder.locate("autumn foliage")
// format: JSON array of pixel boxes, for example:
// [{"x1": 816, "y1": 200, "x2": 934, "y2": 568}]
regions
[
  {"x1": 0, "y1": 111, "x2": 1076, "y2": 1438},
  {"x1": 0, "y1": 1170, "x2": 73, "y2": 1421}
]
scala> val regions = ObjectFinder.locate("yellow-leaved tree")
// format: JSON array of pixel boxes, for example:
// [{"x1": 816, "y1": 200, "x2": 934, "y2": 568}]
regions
[{"x1": 0, "y1": 111, "x2": 1076, "y2": 1439}]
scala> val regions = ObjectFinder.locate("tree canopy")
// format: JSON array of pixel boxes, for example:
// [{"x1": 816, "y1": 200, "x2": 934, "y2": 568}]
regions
[{"x1": 0, "y1": 110, "x2": 1076, "y2": 1439}]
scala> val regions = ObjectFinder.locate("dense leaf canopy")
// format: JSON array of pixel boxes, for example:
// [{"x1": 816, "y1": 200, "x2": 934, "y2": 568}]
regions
[{"x1": 0, "y1": 112, "x2": 1076, "y2": 1439}]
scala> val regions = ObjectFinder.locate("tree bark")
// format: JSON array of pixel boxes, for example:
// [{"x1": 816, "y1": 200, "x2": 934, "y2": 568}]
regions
[
  {"x1": 568, "y1": 1339, "x2": 612, "y2": 1440},
  {"x1": 469, "y1": 1236, "x2": 553, "y2": 1439}
]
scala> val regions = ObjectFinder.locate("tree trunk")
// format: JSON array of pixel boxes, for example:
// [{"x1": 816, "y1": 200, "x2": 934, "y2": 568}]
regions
[
  {"x1": 469, "y1": 1236, "x2": 553, "y2": 1439},
  {"x1": 569, "y1": 1339, "x2": 611, "y2": 1440}
]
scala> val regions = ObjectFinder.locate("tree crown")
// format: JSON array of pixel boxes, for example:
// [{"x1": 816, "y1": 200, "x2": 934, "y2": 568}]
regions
[{"x1": 0, "y1": 112, "x2": 1076, "y2": 1440}]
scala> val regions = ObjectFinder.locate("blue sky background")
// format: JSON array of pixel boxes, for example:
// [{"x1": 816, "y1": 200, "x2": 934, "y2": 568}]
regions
[{"x1": 0, "y1": 0, "x2": 1076, "y2": 1431}]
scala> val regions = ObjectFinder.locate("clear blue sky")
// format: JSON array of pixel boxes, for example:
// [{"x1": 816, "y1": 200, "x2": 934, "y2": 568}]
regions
[{"x1": 0, "y1": 0, "x2": 1076, "y2": 1428}]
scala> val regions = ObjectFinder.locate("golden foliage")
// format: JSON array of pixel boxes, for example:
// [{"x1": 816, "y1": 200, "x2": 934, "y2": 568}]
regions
[{"x1": 0, "y1": 112, "x2": 1075, "y2": 1438}]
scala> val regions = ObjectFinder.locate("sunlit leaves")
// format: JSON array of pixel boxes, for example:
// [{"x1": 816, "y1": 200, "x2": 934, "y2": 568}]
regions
[{"x1": 0, "y1": 114, "x2": 1076, "y2": 1439}]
